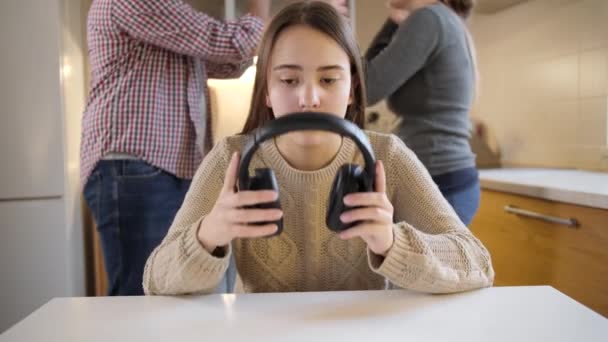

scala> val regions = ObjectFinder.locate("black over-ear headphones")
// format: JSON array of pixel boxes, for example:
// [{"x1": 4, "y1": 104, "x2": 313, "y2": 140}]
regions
[{"x1": 238, "y1": 112, "x2": 376, "y2": 236}]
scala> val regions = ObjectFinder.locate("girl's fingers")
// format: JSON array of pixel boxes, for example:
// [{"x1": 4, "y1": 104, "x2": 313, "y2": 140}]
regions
[
  {"x1": 343, "y1": 192, "x2": 390, "y2": 208},
  {"x1": 226, "y1": 190, "x2": 279, "y2": 207},
  {"x1": 229, "y1": 208, "x2": 283, "y2": 224},
  {"x1": 221, "y1": 152, "x2": 240, "y2": 194},
  {"x1": 375, "y1": 160, "x2": 386, "y2": 194},
  {"x1": 338, "y1": 223, "x2": 381, "y2": 240},
  {"x1": 232, "y1": 224, "x2": 279, "y2": 238},
  {"x1": 340, "y1": 207, "x2": 392, "y2": 224}
]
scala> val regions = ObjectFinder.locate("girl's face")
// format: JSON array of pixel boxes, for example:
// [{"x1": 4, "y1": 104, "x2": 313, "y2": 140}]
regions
[{"x1": 266, "y1": 24, "x2": 353, "y2": 147}]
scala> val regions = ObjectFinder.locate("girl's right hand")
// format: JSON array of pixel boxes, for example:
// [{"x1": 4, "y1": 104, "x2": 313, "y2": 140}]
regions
[{"x1": 197, "y1": 152, "x2": 283, "y2": 254}]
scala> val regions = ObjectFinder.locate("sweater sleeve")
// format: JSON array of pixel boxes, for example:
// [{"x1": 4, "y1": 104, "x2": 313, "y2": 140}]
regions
[
  {"x1": 143, "y1": 138, "x2": 235, "y2": 295},
  {"x1": 364, "y1": 8, "x2": 441, "y2": 106},
  {"x1": 367, "y1": 135, "x2": 495, "y2": 293}
]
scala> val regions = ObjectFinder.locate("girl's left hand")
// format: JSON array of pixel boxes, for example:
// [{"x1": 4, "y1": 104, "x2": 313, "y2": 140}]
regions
[{"x1": 339, "y1": 160, "x2": 395, "y2": 256}]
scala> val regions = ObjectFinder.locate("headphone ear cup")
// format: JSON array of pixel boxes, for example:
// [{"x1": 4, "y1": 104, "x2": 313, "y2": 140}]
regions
[
  {"x1": 326, "y1": 164, "x2": 366, "y2": 232},
  {"x1": 248, "y1": 168, "x2": 278, "y2": 192},
  {"x1": 245, "y1": 168, "x2": 283, "y2": 236}
]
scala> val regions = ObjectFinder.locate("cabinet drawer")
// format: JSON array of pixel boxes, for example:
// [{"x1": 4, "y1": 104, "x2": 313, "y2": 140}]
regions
[{"x1": 471, "y1": 190, "x2": 608, "y2": 317}]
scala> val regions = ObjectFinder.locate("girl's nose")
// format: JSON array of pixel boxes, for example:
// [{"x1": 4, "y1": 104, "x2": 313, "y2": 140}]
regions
[{"x1": 298, "y1": 84, "x2": 320, "y2": 110}]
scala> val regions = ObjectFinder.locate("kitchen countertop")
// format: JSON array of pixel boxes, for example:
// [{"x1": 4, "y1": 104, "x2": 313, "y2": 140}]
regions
[{"x1": 478, "y1": 168, "x2": 608, "y2": 210}]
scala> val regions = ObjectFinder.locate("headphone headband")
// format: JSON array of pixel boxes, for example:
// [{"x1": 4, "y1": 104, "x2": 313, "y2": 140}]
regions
[{"x1": 238, "y1": 112, "x2": 376, "y2": 189}]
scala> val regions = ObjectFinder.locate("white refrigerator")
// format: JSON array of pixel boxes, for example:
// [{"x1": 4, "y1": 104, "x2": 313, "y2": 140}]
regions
[{"x1": 0, "y1": 0, "x2": 87, "y2": 333}]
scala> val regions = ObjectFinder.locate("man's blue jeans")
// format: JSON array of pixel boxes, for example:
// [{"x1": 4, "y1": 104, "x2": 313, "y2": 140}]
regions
[{"x1": 83, "y1": 160, "x2": 235, "y2": 295}]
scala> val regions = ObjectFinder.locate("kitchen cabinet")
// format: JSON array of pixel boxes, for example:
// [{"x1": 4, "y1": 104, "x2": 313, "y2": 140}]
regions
[
  {"x1": 470, "y1": 189, "x2": 608, "y2": 317},
  {"x1": 89, "y1": 218, "x2": 108, "y2": 296}
]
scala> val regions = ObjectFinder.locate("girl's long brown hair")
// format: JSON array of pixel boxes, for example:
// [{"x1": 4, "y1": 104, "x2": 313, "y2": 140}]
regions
[{"x1": 241, "y1": 1, "x2": 367, "y2": 134}]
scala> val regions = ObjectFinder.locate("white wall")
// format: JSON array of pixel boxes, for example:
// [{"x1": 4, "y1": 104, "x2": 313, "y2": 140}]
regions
[
  {"x1": 0, "y1": 0, "x2": 86, "y2": 333},
  {"x1": 470, "y1": 0, "x2": 608, "y2": 171}
]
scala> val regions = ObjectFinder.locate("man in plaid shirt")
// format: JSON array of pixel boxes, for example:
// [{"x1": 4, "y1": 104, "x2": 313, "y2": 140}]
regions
[{"x1": 81, "y1": 0, "x2": 268, "y2": 296}]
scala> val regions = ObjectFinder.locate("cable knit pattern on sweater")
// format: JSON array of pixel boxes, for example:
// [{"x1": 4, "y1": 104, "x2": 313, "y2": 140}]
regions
[{"x1": 143, "y1": 131, "x2": 494, "y2": 295}]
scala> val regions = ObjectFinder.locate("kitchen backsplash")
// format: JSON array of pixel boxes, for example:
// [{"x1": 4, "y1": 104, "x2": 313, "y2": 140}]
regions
[{"x1": 469, "y1": 0, "x2": 608, "y2": 171}]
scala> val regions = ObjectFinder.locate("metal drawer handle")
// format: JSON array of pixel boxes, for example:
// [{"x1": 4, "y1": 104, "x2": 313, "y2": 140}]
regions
[{"x1": 504, "y1": 205, "x2": 579, "y2": 228}]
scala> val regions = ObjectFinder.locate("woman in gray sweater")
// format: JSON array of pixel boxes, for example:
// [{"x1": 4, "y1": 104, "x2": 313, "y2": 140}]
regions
[{"x1": 365, "y1": 0, "x2": 480, "y2": 225}]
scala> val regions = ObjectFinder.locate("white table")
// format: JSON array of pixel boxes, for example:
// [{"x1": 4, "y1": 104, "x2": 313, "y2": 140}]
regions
[{"x1": 1, "y1": 286, "x2": 606, "y2": 341}]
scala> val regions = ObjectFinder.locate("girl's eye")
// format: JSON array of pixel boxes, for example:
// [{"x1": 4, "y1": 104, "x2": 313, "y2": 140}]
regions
[
  {"x1": 280, "y1": 78, "x2": 298, "y2": 86},
  {"x1": 321, "y1": 78, "x2": 338, "y2": 85}
]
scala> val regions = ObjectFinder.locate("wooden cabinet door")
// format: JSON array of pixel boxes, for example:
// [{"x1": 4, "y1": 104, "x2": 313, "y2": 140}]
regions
[
  {"x1": 83, "y1": 205, "x2": 108, "y2": 297},
  {"x1": 471, "y1": 190, "x2": 608, "y2": 317}
]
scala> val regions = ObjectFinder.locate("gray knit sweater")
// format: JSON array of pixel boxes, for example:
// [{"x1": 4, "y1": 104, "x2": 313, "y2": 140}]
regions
[{"x1": 365, "y1": 3, "x2": 476, "y2": 176}]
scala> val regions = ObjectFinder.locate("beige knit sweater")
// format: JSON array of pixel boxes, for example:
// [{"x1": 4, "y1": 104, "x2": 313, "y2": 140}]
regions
[{"x1": 143, "y1": 131, "x2": 494, "y2": 295}]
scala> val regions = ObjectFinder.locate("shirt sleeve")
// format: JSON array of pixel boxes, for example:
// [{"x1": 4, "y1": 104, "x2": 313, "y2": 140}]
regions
[
  {"x1": 205, "y1": 58, "x2": 254, "y2": 79},
  {"x1": 367, "y1": 135, "x2": 495, "y2": 293},
  {"x1": 143, "y1": 138, "x2": 234, "y2": 295},
  {"x1": 111, "y1": 0, "x2": 264, "y2": 62},
  {"x1": 364, "y1": 9, "x2": 441, "y2": 106}
]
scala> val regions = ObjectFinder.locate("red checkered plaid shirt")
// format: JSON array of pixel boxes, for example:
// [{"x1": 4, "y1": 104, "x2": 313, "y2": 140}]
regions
[{"x1": 80, "y1": 0, "x2": 263, "y2": 184}]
